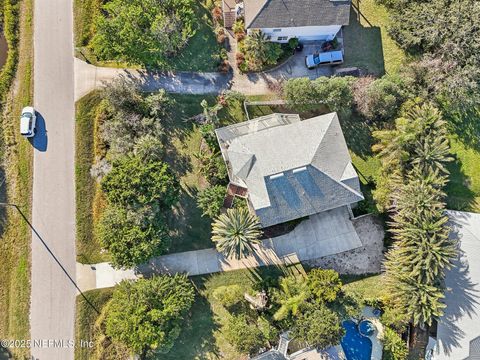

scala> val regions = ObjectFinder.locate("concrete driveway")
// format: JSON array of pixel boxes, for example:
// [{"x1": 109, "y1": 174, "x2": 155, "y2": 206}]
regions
[
  {"x1": 77, "y1": 206, "x2": 369, "y2": 291},
  {"x1": 268, "y1": 43, "x2": 334, "y2": 80}
]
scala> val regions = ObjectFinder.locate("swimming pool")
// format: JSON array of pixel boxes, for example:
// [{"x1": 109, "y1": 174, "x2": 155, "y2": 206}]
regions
[{"x1": 341, "y1": 320, "x2": 373, "y2": 360}]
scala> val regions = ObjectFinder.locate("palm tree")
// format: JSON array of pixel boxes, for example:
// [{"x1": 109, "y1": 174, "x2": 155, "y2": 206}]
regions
[
  {"x1": 211, "y1": 208, "x2": 262, "y2": 260},
  {"x1": 273, "y1": 275, "x2": 310, "y2": 321},
  {"x1": 384, "y1": 166, "x2": 456, "y2": 358}
]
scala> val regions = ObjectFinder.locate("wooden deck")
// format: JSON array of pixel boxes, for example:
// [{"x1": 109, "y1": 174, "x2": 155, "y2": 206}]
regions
[{"x1": 222, "y1": 183, "x2": 248, "y2": 209}]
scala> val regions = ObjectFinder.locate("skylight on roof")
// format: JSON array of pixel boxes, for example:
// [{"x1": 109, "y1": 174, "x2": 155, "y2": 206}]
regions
[
  {"x1": 269, "y1": 173, "x2": 284, "y2": 180},
  {"x1": 292, "y1": 166, "x2": 307, "y2": 174}
]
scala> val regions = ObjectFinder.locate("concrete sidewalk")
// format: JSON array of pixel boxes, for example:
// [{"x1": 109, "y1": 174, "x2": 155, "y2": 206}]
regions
[{"x1": 77, "y1": 206, "x2": 372, "y2": 291}]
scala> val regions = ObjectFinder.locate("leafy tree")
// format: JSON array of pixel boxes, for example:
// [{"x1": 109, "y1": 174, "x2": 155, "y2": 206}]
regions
[
  {"x1": 197, "y1": 185, "x2": 226, "y2": 218},
  {"x1": 101, "y1": 156, "x2": 179, "y2": 210},
  {"x1": 100, "y1": 81, "x2": 172, "y2": 159},
  {"x1": 307, "y1": 269, "x2": 342, "y2": 303},
  {"x1": 212, "y1": 284, "x2": 244, "y2": 307},
  {"x1": 291, "y1": 303, "x2": 344, "y2": 349},
  {"x1": 242, "y1": 30, "x2": 282, "y2": 71},
  {"x1": 353, "y1": 75, "x2": 406, "y2": 121},
  {"x1": 211, "y1": 208, "x2": 262, "y2": 259},
  {"x1": 383, "y1": 327, "x2": 408, "y2": 360},
  {"x1": 91, "y1": 0, "x2": 197, "y2": 66},
  {"x1": 223, "y1": 314, "x2": 265, "y2": 355},
  {"x1": 97, "y1": 204, "x2": 169, "y2": 268},
  {"x1": 105, "y1": 275, "x2": 194, "y2": 356},
  {"x1": 102, "y1": 78, "x2": 146, "y2": 115},
  {"x1": 313, "y1": 76, "x2": 355, "y2": 115},
  {"x1": 283, "y1": 77, "x2": 354, "y2": 114},
  {"x1": 384, "y1": 0, "x2": 480, "y2": 109},
  {"x1": 257, "y1": 316, "x2": 279, "y2": 344}
]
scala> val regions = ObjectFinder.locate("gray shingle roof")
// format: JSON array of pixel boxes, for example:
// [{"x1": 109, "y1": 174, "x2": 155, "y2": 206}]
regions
[
  {"x1": 244, "y1": 0, "x2": 351, "y2": 29},
  {"x1": 216, "y1": 112, "x2": 363, "y2": 228}
]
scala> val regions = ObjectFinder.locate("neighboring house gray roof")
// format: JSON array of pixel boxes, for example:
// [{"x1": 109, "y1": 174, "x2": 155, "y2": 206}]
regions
[
  {"x1": 244, "y1": 0, "x2": 351, "y2": 29},
  {"x1": 216, "y1": 112, "x2": 363, "y2": 228},
  {"x1": 433, "y1": 211, "x2": 480, "y2": 360}
]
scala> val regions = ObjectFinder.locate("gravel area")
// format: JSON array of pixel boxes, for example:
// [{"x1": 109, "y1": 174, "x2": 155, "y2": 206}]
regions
[{"x1": 305, "y1": 214, "x2": 385, "y2": 274}]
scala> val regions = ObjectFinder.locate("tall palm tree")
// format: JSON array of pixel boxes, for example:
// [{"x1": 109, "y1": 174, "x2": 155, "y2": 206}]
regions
[
  {"x1": 211, "y1": 208, "x2": 262, "y2": 260},
  {"x1": 384, "y1": 166, "x2": 456, "y2": 359}
]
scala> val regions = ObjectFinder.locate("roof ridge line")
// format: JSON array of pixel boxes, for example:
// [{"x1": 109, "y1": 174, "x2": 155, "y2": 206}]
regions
[
  {"x1": 245, "y1": 0, "x2": 270, "y2": 28},
  {"x1": 311, "y1": 162, "x2": 364, "y2": 200}
]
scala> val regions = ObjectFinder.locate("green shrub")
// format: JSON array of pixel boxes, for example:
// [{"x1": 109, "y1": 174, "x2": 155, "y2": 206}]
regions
[
  {"x1": 223, "y1": 314, "x2": 265, "y2": 354},
  {"x1": 105, "y1": 275, "x2": 194, "y2": 355},
  {"x1": 101, "y1": 156, "x2": 179, "y2": 210},
  {"x1": 197, "y1": 185, "x2": 226, "y2": 218},
  {"x1": 97, "y1": 204, "x2": 169, "y2": 268},
  {"x1": 307, "y1": 269, "x2": 342, "y2": 303},
  {"x1": 284, "y1": 77, "x2": 355, "y2": 115},
  {"x1": 353, "y1": 75, "x2": 406, "y2": 121},
  {"x1": 383, "y1": 327, "x2": 408, "y2": 360},
  {"x1": 90, "y1": 0, "x2": 197, "y2": 66},
  {"x1": 242, "y1": 30, "x2": 282, "y2": 71},
  {"x1": 0, "y1": 0, "x2": 20, "y2": 102},
  {"x1": 291, "y1": 303, "x2": 344, "y2": 349},
  {"x1": 232, "y1": 19, "x2": 245, "y2": 35},
  {"x1": 212, "y1": 284, "x2": 244, "y2": 307},
  {"x1": 288, "y1": 37, "x2": 299, "y2": 50}
]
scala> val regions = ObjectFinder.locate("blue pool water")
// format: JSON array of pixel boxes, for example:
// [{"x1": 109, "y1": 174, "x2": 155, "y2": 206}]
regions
[
  {"x1": 341, "y1": 320, "x2": 373, "y2": 360},
  {"x1": 359, "y1": 320, "x2": 375, "y2": 337}
]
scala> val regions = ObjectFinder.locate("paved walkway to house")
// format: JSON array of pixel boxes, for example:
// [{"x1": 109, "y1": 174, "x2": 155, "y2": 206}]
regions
[{"x1": 77, "y1": 206, "x2": 380, "y2": 291}]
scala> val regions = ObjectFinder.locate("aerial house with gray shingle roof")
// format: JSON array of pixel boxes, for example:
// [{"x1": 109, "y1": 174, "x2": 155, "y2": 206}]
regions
[
  {"x1": 215, "y1": 112, "x2": 363, "y2": 228},
  {"x1": 222, "y1": 0, "x2": 351, "y2": 43}
]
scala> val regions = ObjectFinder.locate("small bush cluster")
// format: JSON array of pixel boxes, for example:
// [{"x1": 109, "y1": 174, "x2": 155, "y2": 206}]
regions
[
  {"x1": 236, "y1": 29, "x2": 283, "y2": 72},
  {"x1": 92, "y1": 79, "x2": 180, "y2": 268}
]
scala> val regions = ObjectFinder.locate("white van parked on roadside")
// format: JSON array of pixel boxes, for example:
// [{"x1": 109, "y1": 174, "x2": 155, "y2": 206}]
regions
[{"x1": 20, "y1": 106, "x2": 36, "y2": 138}]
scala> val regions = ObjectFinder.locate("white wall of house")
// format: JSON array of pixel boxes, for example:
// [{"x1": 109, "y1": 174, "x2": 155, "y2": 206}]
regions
[{"x1": 248, "y1": 25, "x2": 342, "y2": 43}]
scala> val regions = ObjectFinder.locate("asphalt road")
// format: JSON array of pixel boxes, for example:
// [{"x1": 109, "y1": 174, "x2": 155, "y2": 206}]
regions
[{"x1": 31, "y1": 0, "x2": 76, "y2": 359}]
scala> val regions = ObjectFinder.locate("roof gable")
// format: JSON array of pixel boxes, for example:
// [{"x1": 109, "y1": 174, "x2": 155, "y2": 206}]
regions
[
  {"x1": 244, "y1": 0, "x2": 351, "y2": 29},
  {"x1": 216, "y1": 112, "x2": 363, "y2": 227}
]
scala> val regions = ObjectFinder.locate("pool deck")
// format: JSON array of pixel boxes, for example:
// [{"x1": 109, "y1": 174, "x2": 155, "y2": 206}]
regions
[{"x1": 361, "y1": 306, "x2": 384, "y2": 360}]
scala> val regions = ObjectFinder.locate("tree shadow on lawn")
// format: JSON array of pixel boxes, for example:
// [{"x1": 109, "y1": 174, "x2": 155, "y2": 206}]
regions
[
  {"x1": 446, "y1": 155, "x2": 479, "y2": 212},
  {"x1": 448, "y1": 107, "x2": 480, "y2": 152},
  {"x1": 152, "y1": 295, "x2": 220, "y2": 360},
  {"x1": 343, "y1": 6, "x2": 385, "y2": 76},
  {"x1": 168, "y1": 187, "x2": 214, "y2": 254},
  {"x1": 339, "y1": 112, "x2": 377, "y2": 158}
]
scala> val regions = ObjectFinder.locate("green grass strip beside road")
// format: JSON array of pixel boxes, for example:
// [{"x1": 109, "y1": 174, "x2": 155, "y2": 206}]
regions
[
  {"x1": 0, "y1": 0, "x2": 33, "y2": 358},
  {"x1": 75, "y1": 91, "x2": 110, "y2": 264}
]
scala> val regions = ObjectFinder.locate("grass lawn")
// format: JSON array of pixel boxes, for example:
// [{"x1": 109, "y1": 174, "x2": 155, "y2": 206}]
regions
[
  {"x1": 343, "y1": 0, "x2": 407, "y2": 76},
  {"x1": 73, "y1": 0, "x2": 223, "y2": 72},
  {"x1": 446, "y1": 136, "x2": 480, "y2": 212},
  {"x1": 164, "y1": 95, "x2": 217, "y2": 253},
  {"x1": 0, "y1": 0, "x2": 34, "y2": 358},
  {"x1": 75, "y1": 91, "x2": 110, "y2": 263},
  {"x1": 75, "y1": 288, "x2": 115, "y2": 360},
  {"x1": 75, "y1": 265, "x2": 384, "y2": 360}
]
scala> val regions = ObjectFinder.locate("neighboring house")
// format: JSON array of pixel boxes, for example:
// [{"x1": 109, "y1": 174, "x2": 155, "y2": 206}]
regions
[
  {"x1": 428, "y1": 211, "x2": 480, "y2": 360},
  {"x1": 222, "y1": 0, "x2": 351, "y2": 43},
  {"x1": 215, "y1": 112, "x2": 363, "y2": 228}
]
